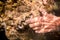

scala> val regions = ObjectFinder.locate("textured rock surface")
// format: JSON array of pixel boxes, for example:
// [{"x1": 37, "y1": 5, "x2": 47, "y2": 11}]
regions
[{"x1": 0, "y1": 0, "x2": 60, "y2": 40}]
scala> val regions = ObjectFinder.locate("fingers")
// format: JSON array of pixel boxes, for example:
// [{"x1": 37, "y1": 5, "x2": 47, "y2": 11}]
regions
[
  {"x1": 33, "y1": 27, "x2": 41, "y2": 30},
  {"x1": 32, "y1": 25, "x2": 54, "y2": 33},
  {"x1": 34, "y1": 25, "x2": 55, "y2": 33},
  {"x1": 25, "y1": 16, "x2": 58, "y2": 33},
  {"x1": 29, "y1": 22, "x2": 41, "y2": 28},
  {"x1": 35, "y1": 28, "x2": 53, "y2": 33},
  {"x1": 26, "y1": 16, "x2": 41, "y2": 24}
]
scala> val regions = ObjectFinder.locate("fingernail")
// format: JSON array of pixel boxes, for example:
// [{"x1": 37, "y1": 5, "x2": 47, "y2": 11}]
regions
[
  {"x1": 29, "y1": 24, "x2": 33, "y2": 28},
  {"x1": 33, "y1": 27, "x2": 38, "y2": 30},
  {"x1": 35, "y1": 31, "x2": 38, "y2": 33}
]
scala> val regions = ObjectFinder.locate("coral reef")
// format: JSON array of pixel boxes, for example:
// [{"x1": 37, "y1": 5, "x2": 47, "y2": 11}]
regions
[{"x1": 0, "y1": 0, "x2": 60, "y2": 40}]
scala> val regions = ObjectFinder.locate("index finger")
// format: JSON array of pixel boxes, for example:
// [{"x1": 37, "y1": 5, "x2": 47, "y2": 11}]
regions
[{"x1": 26, "y1": 16, "x2": 41, "y2": 24}]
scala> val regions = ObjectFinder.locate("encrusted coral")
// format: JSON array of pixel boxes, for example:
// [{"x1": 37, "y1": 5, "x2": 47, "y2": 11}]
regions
[{"x1": 0, "y1": 0, "x2": 60, "y2": 40}]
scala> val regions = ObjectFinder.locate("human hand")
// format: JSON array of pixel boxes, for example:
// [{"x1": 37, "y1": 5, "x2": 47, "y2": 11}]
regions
[{"x1": 26, "y1": 15, "x2": 60, "y2": 33}]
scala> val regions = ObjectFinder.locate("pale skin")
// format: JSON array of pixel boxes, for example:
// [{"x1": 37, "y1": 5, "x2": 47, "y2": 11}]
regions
[
  {"x1": 24, "y1": 0, "x2": 60, "y2": 33},
  {"x1": 26, "y1": 13, "x2": 60, "y2": 33},
  {"x1": 25, "y1": 0, "x2": 60, "y2": 33}
]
